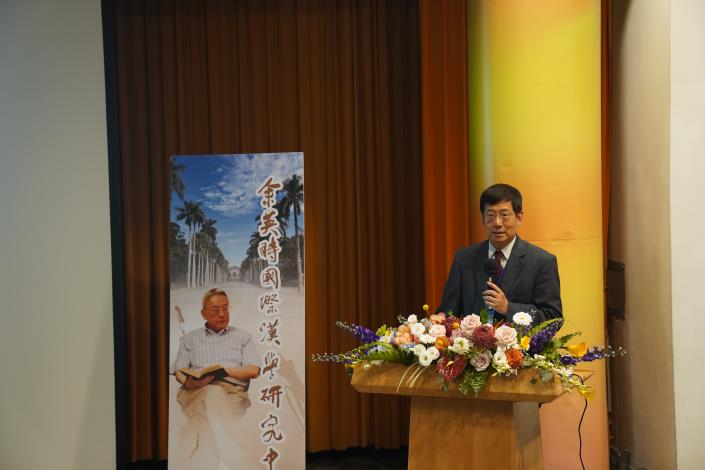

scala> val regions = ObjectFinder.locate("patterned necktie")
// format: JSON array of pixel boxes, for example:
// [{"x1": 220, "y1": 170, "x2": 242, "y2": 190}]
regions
[{"x1": 494, "y1": 250, "x2": 505, "y2": 281}]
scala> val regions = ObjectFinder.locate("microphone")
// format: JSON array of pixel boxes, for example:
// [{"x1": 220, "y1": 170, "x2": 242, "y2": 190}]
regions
[{"x1": 483, "y1": 258, "x2": 498, "y2": 323}]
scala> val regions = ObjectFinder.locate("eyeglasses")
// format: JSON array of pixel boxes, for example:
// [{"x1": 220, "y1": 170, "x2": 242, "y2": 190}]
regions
[
  {"x1": 483, "y1": 211, "x2": 515, "y2": 223},
  {"x1": 208, "y1": 305, "x2": 230, "y2": 314}
]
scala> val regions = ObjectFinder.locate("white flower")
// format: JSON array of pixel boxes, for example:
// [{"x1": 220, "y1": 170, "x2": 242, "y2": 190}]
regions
[
  {"x1": 512, "y1": 311, "x2": 533, "y2": 327},
  {"x1": 449, "y1": 337, "x2": 470, "y2": 355},
  {"x1": 412, "y1": 344, "x2": 427, "y2": 357},
  {"x1": 410, "y1": 322, "x2": 426, "y2": 337},
  {"x1": 495, "y1": 325, "x2": 518, "y2": 347},
  {"x1": 460, "y1": 314, "x2": 482, "y2": 339},
  {"x1": 426, "y1": 346, "x2": 440, "y2": 361},
  {"x1": 379, "y1": 333, "x2": 393, "y2": 344},
  {"x1": 493, "y1": 350, "x2": 508, "y2": 365},
  {"x1": 428, "y1": 324, "x2": 447, "y2": 338},
  {"x1": 470, "y1": 351, "x2": 492, "y2": 371},
  {"x1": 406, "y1": 314, "x2": 418, "y2": 324},
  {"x1": 418, "y1": 351, "x2": 432, "y2": 367},
  {"x1": 419, "y1": 334, "x2": 436, "y2": 345}
]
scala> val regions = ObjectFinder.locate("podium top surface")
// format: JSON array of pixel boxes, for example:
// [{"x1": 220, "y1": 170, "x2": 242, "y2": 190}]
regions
[{"x1": 350, "y1": 362, "x2": 565, "y2": 403}]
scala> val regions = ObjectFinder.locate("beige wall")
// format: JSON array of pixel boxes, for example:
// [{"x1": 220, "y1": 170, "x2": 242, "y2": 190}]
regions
[
  {"x1": 0, "y1": 1, "x2": 115, "y2": 469},
  {"x1": 611, "y1": 1, "x2": 705, "y2": 467},
  {"x1": 608, "y1": 0, "x2": 677, "y2": 468},
  {"x1": 670, "y1": 1, "x2": 705, "y2": 468}
]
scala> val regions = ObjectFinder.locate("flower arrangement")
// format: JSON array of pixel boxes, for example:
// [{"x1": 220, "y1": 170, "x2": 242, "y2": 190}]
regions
[{"x1": 312, "y1": 306, "x2": 625, "y2": 398}]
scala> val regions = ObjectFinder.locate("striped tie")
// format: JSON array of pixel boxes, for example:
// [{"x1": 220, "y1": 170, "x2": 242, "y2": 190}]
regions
[{"x1": 494, "y1": 250, "x2": 505, "y2": 281}]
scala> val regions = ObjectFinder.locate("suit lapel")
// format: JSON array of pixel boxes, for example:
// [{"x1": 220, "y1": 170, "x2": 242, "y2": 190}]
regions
[
  {"x1": 472, "y1": 240, "x2": 490, "y2": 297},
  {"x1": 500, "y1": 236, "x2": 526, "y2": 296}
]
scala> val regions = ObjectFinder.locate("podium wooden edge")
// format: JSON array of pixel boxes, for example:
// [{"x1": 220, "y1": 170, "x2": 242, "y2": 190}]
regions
[{"x1": 350, "y1": 362, "x2": 565, "y2": 403}]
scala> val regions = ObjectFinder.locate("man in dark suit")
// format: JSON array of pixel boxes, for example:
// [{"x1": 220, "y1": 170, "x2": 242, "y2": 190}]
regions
[{"x1": 437, "y1": 184, "x2": 562, "y2": 324}]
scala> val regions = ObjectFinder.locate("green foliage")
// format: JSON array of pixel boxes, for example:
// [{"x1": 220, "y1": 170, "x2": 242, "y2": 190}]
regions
[
  {"x1": 541, "y1": 332, "x2": 582, "y2": 361},
  {"x1": 376, "y1": 325, "x2": 391, "y2": 337},
  {"x1": 479, "y1": 308, "x2": 489, "y2": 324},
  {"x1": 458, "y1": 370, "x2": 491, "y2": 396},
  {"x1": 553, "y1": 332, "x2": 581, "y2": 348},
  {"x1": 364, "y1": 342, "x2": 414, "y2": 364},
  {"x1": 541, "y1": 349, "x2": 561, "y2": 362}
]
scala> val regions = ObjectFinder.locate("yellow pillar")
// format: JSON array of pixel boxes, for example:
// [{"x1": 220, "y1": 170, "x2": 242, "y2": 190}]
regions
[{"x1": 467, "y1": 1, "x2": 607, "y2": 468}]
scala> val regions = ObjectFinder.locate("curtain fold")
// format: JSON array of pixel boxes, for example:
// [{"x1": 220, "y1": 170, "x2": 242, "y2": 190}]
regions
[
  {"x1": 419, "y1": 0, "x2": 472, "y2": 311},
  {"x1": 114, "y1": 0, "x2": 422, "y2": 460}
]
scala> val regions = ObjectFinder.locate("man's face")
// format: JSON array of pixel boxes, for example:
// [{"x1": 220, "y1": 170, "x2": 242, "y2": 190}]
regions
[
  {"x1": 202, "y1": 294, "x2": 230, "y2": 332},
  {"x1": 482, "y1": 200, "x2": 523, "y2": 250}
]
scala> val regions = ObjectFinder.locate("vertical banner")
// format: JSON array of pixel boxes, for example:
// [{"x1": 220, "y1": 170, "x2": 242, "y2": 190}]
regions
[{"x1": 168, "y1": 153, "x2": 305, "y2": 470}]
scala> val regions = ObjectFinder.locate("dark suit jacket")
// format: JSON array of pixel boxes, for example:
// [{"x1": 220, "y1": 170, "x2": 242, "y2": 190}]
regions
[{"x1": 437, "y1": 236, "x2": 562, "y2": 324}]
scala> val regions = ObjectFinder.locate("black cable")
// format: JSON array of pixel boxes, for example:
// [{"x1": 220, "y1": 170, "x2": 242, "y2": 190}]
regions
[{"x1": 576, "y1": 375, "x2": 588, "y2": 470}]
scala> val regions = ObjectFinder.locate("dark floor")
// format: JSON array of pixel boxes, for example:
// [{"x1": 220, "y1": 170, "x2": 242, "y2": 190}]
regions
[
  {"x1": 307, "y1": 447, "x2": 407, "y2": 469},
  {"x1": 129, "y1": 447, "x2": 408, "y2": 469}
]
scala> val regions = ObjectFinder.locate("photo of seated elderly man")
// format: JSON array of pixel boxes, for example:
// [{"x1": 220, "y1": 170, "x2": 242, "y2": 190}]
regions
[{"x1": 170, "y1": 288, "x2": 260, "y2": 468}]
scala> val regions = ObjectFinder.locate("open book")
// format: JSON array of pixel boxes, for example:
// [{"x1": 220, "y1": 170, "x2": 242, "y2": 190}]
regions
[{"x1": 179, "y1": 364, "x2": 229, "y2": 381}]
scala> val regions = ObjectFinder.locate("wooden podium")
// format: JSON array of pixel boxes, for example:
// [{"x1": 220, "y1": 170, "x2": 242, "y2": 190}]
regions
[{"x1": 351, "y1": 362, "x2": 564, "y2": 470}]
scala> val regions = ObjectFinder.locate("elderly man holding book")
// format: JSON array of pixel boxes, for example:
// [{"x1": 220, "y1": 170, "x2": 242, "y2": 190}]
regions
[{"x1": 170, "y1": 287, "x2": 260, "y2": 468}]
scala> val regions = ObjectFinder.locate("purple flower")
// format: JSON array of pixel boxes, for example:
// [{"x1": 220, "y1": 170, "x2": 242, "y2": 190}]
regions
[
  {"x1": 560, "y1": 355, "x2": 579, "y2": 365},
  {"x1": 528, "y1": 319, "x2": 563, "y2": 355},
  {"x1": 560, "y1": 345, "x2": 626, "y2": 365},
  {"x1": 336, "y1": 321, "x2": 380, "y2": 344}
]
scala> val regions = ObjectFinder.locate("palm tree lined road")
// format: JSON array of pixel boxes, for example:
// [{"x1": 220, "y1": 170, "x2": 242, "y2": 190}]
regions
[
  {"x1": 277, "y1": 174, "x2": 304, "y2": 291},
  {"x1": 171, "y1": 157, "x2": 303, "y2": 292}
]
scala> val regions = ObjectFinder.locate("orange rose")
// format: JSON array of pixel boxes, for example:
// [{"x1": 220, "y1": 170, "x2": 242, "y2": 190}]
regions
[
  {"x1": 505, "y1": 348, "x2": 524, "y2": 369},
  {"x1": 394, "y1": 331, "x2": 412, "y2": 345},
  {"x1": 430, "y1": 313, "x2": 446, "y2": 324}
]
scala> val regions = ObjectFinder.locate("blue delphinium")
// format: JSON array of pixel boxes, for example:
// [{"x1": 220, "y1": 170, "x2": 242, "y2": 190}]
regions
[
  {"x1": 336, "y1": 321, "x2": 380, "y2": 344},
  {"x1": 528, "y1": 319, "x2": 564, "y2": 355},
  {"x1": 560, "y1": 346, "x2": 625, "y2": 365}
]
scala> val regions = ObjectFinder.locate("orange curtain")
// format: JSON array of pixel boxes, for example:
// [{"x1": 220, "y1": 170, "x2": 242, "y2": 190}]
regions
[
  {"x1": 419, "y1": 0, "x2": 472, "y2": 311},
  {"x1": 112, "y1": 0, "x2": 423, "y2": 460}
]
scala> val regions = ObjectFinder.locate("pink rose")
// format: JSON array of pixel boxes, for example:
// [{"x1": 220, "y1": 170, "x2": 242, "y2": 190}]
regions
[
  {"x1": 461, "y1": 314, "x2": 482, "y2": 339},
  {"x1": 428, "y1": 324, "x2": 447, "y2": 338},
  {"x1": 494, "y1": 325, "x2": 518, "y2": 347},
  {"x1": 470, "y1": 351, "x2": 492, "y2": 371}
]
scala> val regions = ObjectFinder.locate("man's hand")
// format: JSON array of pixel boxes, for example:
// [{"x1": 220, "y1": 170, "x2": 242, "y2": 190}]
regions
[
  {"x1": 175, "y1": 370, "x2": 214, "y2": 389},
  {"x1": 182, "y1": 376, "x2": 214, "y2": 390},
  {"x1": 226, "y1": 365, "x2": 260, "y2": 380},
  {"x1": 483, "y1": 281, "x2": 508, "y2": 314}
]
